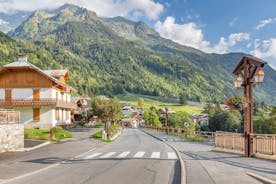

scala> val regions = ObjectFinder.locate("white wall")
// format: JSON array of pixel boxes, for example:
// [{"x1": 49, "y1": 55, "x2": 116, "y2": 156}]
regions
[
  {"x1": 0, "y1": 89, "x2": 4, "y2": 100},
  {"x1": 40, "y1": 88, "x2": 55, "y2": 99},
  {"x1": 12, "y1": 89, "x2": 32, "y2": 99},
  {"x1": 14, "y1": 107, "x2": 56, "y2": 128}
]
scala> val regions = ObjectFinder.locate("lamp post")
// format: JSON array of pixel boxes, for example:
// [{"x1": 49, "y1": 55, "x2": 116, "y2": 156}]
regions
[
  {"x1": 233, "y1": 55, "x2": 267, "y2": 157},
  {"x1": 165, "y1": 107, "x2": 169, "y2": 134}
]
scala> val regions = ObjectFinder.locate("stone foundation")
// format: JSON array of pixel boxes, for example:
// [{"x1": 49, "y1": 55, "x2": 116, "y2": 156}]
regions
[{"x1": 0, "y1": 123, "x2": 24, "y2": 152}]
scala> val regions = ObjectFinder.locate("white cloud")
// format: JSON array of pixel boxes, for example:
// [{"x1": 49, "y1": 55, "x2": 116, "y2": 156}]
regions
[
  {"x1": 0, "y1": 18, "x2": 8, "y2": 25},
  {"x1": 251, "y1": 38, "x2": 276, "y2": 69},
  {"x1": 255, "y1": 18, "x2": 276, "y2": 30},
  {"x1": 154, "y1": 16, "x2": 250, "y2": 54},
  {"x1": 0, "y1": 0, "x2": 163, "y2": 20},
  {"x1": 229, "y1": 17, "x2": 238, "y2": 27}
]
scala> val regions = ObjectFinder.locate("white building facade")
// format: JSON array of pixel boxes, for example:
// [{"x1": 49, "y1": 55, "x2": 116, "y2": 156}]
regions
[{"x1": 0, "y1": 56, "x2": 75, "y2": 129}]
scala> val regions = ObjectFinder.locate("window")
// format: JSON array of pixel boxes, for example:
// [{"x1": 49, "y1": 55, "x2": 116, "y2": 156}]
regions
[
  {"x1": 55, "y1": 108, "x2": 59, "y2": 120},
  {"x1": 33, "y1": 108, "x2": 40, "y2": 121}
]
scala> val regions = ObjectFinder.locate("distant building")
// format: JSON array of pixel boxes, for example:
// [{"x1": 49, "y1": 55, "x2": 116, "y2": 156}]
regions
[
  {"x1": 0, "y1": 55, "x2": 76, "y2": 129},
  {"x1": 71, "y1": 97, "x2": 92, "y2": 121},
  {"x1": 158, "y1": 108, "x2": 176, "y2": 114},
  {"x1": 190, "y1": 114, "x2": 209, "y2": 126}
]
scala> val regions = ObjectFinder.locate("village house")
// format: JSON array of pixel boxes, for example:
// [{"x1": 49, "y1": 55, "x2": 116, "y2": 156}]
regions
[
  {"x1": 0, "y1": 55, "x2": 75, "y2": 129},
  {"x1": 190, "y1": 114, "x2": 209, "y2": 126}
]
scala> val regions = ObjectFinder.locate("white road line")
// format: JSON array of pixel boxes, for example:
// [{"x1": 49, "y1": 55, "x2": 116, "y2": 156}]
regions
[
  {"x1": 167, "y1": 152, "x2": 178, "y2": 159},
  {"x1": 134, "y1": 151, "x2": 145, "y2": 158},
  {"x1": 0, "y1": 163, "x2": 60, "y2": 184},
  {"x1": 74, "y1": 147, "x2": 97, "y2": 158},
  {"x1": 151, "y1": 152, "x2": 160, "y2": 159},
  {"x1": 84, "y1": 153, "x2": 102, "y2": 159},
  {"x1": 100, "y1": 152, "x2": 116, "y2": 158},
  {"x1": 117, "y1": 151, "x2": 130, "y2": 158}
]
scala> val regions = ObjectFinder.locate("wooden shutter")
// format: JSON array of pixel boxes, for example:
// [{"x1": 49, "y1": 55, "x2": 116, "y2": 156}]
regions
[
  {"x1": 33, "y1": 89, "x2": 40, "y2": 101},
  {"x1": 33, "y1": 108, "x2": 40, "y2": 121}
]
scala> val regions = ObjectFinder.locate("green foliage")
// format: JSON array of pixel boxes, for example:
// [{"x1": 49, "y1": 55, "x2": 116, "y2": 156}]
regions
[
  {"x1": 1, "y1": 4, "x2": 275, "y2": 104},
  {"x1": 91, "y1": 97, "x2": 122, "y2": 123},
  {"x1": 208, "y1": 110, "x2": 242, "y2": 132},
  {"x1": 92, "y1": 131, "x2": 112, "y2": 142},
  {"x1": 138, "y1": 98, "x2": 144, "y2": 108},
  {"x1": 179, "y1": 93, "x2": 188, "y2": 105},
  {"x1": 254, "y1": 106, "x2": 276, "y2": 134},
  {"x1": 143, "y1": 106, "x2": 161, "y2": 127},
  {"x1": 168, "y1": 111, "x2": 195, "y2": 134},
  {"x1": 107, "y1": 124, "x2": 121, "y2": 137},
  {"x1": 24, "y1": 127, "x2": 72, "y2": 142}
]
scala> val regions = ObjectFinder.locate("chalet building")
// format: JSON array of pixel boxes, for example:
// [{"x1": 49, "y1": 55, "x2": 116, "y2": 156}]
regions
[{"x1": 0, "y1": 55, "x2": 76, "y2": 129}]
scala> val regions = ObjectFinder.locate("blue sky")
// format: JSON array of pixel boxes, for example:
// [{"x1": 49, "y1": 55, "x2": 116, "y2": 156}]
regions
[{"x1": 1, "y1": 0, "x2": 276, "y2": 69}]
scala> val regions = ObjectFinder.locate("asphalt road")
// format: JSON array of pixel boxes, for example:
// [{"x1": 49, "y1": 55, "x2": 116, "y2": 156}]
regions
[{"x1": 6, "y1": 128, "x2": 180, "y2": 184}]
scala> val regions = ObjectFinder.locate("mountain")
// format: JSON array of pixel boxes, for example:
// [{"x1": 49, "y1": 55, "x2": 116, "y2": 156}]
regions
[
  {"x1": 0, "y1": 11, "x2": 32, "y2": 33},
  {"x1": 5, "y1": 4, "x2": 276, "y2": 104}
]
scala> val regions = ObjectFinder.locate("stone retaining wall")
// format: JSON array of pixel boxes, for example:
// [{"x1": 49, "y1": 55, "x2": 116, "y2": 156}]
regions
[{"x1": 0, "y1": 111, "x2": 24, "y2": 152}]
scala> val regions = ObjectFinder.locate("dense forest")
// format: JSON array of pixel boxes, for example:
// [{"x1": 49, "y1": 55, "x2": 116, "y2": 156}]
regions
[{"x1": 0, "y1": 4, "x2": 275, "y2": 104}]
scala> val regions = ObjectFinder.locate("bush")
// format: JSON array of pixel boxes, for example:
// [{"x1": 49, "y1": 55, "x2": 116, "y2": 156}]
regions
[{"x1": 107, "y1": 124, "x2": 121, "y2": 137}]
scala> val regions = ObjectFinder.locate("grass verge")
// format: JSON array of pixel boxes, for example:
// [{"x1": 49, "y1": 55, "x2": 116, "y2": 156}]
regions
[
  {"x1": 92, "y1": 131, "x2": 112, "y2": 142},
  {"x1": 24, "y1": 127, "x2": 72, "y2": 142}
]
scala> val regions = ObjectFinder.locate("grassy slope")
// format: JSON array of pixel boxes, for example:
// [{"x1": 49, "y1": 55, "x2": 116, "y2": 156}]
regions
[{"x1": 116, "y1": 94, "x2": 203, "y2": 114}]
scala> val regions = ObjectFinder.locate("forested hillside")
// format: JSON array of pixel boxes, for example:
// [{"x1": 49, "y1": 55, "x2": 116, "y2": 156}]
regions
[{"x1": 2, "y1": 4, "x2": 275, "y2": 104}]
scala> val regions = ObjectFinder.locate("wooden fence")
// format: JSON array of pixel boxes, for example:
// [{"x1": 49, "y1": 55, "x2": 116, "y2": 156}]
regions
[
  {"x1": 214, "y1": 131, "x2": 276, "y2": 160},
  {"x1": 214, "y1": 131, "x2": 245, "y2": 154}
]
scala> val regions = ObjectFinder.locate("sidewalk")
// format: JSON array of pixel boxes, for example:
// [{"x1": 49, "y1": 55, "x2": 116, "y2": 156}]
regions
[{"x1": 142, "y1": 128, "x2": 276, "y2": 184}]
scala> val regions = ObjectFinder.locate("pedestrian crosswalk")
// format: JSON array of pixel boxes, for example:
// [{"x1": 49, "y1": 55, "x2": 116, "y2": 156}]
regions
[{"x1": 80, "y1": 151, "x2": 178, "y2": 160}]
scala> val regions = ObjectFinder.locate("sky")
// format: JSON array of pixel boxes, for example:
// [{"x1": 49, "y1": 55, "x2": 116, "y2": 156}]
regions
[{"x1": 0, "y1": 0, "x2": 276, "y2": 69}]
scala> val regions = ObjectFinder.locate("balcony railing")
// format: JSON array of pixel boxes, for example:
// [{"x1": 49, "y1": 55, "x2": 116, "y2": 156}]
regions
[{"x1": 0, "y1": 99, "x2": 77, "y2": 109}]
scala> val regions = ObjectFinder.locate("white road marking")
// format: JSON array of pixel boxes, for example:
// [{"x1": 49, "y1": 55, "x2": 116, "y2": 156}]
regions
[
  {"x1": 75, "y1": 147, "x2": 97, "y2": 158},
  {"x1": 100, "y1": 152, "x2": 116, "y2": 158},
  {"x1": 117, "y1": 151, "x2": 130, "y2": 158},
  {"x1": 84, "y1": 152, "x2": 102, "y2": 159},
  {"x1": 167, "y1": 152, "x2": 178, "y2": 159},
  {"x1": 151, "y1": 152, "x2": 160, "y2": 159},
  {"x1": 134, "y1": 151, "x2": 145, "y2": 158}
]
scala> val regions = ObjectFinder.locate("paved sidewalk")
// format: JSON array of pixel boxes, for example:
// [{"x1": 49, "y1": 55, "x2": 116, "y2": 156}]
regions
[
  {"x1": 0, "y1": 128, "x2": 105, "y2": 180},
  {"x1": 143, "y1": 128, "x2": 276, "y2": 184}
]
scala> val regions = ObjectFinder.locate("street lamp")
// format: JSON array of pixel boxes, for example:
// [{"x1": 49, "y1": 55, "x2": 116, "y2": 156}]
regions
[{"x1": 233, "y1": 55, "x2": 267, "y2": 157}]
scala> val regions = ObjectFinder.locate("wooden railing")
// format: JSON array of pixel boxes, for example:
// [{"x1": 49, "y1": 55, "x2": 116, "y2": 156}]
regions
[
  {"x1": 214, "y1": 131, "x2": 244, "y2": 154},
  {"x1": 252, "y1": 134, "x2": 276, "y2": 158},
  {"x1": 214, "y1": 131, "x2": 276, "y2": 160},
  {"x1": 0, "y1": 99, "x2": 76, "y2": 109}
]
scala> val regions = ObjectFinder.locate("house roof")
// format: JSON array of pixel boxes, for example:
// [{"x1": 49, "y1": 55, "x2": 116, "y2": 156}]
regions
[
  {"x1": 44, "y1": 70, "x2": 69, "y2": 79},
  {"x1": 2, "y1": 60, "x2": 67, "y2": 88}
]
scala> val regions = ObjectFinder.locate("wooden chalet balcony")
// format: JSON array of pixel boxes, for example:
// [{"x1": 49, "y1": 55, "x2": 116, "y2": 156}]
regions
[{"x1": 0, "y1": 99, "x2": 77, "y2": 109}]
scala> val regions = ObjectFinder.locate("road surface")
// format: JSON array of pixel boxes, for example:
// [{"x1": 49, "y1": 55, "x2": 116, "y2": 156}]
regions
[{"x1": 5, "y1": 128, "x2": 180, "y2": 184}]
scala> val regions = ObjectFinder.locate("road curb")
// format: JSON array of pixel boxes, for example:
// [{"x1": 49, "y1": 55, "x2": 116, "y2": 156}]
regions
[
  {"x1": 247, "y1": 172, "x2": 276, "y2": 184},
  {"x1": 140, "y1": 128, "x2": 186, "y2": 184}
]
